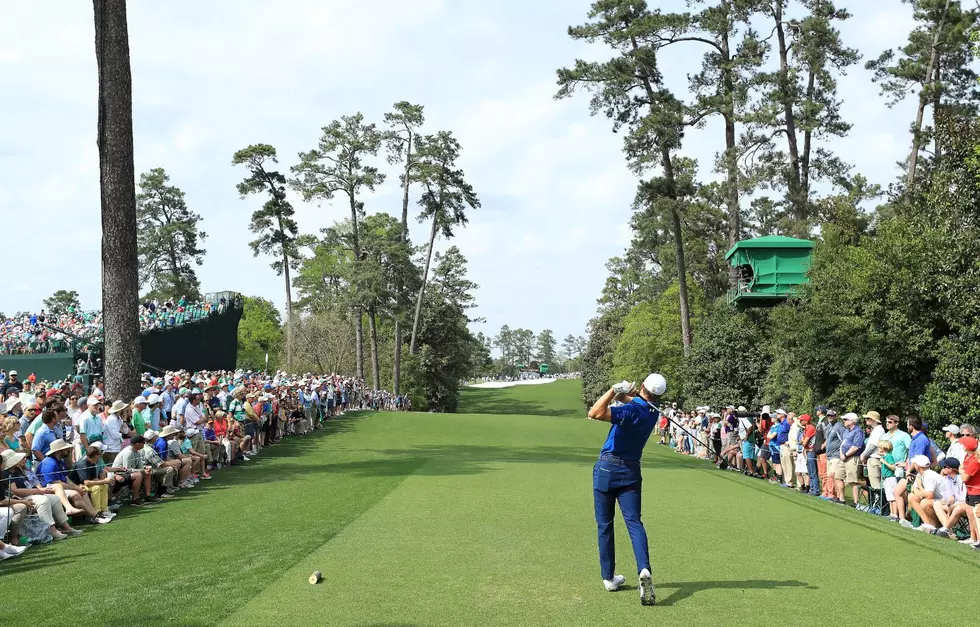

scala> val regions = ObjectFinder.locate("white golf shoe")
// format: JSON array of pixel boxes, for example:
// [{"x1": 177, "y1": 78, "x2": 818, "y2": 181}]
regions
[
  {"x1": 603, "y1": 574, "x2": 626, "y2": 591},
  {"x1": 638, "y1": 569, "x2": 656, "y2": 606}
]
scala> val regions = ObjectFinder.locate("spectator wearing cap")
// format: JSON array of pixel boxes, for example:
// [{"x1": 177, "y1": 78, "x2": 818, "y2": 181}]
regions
[
  {"x1": 2, "y1": 370, "x2": 23, "y2": 399},
  {"x1": 959, "y1": 436, "x2": 980, "y2": 537},
  {"x1": 139, "y1": 430, "x2": 178, "y2": 498},
  {"x1": 943, "y1": 424, "x2": 965, "y2": 464},
  {"x1": 822, "y1": 410, "x2": 844, "y2": 502},
  {"x1": 799, "y1": 414, "x2": 817, "y2": 493},
  {"x1": 736, "y1": 409, "x2": 756, "y2": 476},
  {"x1": 110, "y1": 435, "x2": 157, "y2": 507},
  {"x1": 37, "y1": 438, "x2": 106, "y2": 523},
  {"x1": 70, "y1": 445, "x2": 116, "y2": 521},
  {"x1": 130, "y1": 396, "x2": 149, "y2": 436},
  {"x1": 903, "y1": 454, "x2": 941, "y2": 531},
  {"x1": 894, "y1": 416, "x2": 931, "y2": 523},
  {"x1": 102, "y1": 400, "x2": 129, "y2": 463},
  {"x1": 859, "y1": 411, "x2": 885, "y2": 512},
  {"x1": 3, "y1": 448, "x2": 82, "y2": 539},
  {"x1": 932, "y1": 458, "x2": 967, "y2": 538},
  {"x1": 73, "y1": 397, "x2": 102, "y2": 458},
  {"x1": 774, "y1": 409, "x2": 793, "y2": 486},
  {"x1": 202, "y1": 417, "x2": 225, "y2": 469},
  {"x1": 155, "y1": 425, "x2": 192, "y2": 487},
  {"x1": 839, "y1": 412, "x2": 865, "y2": 507},
  {"x1": 811, "y1": 406, "x2": 828, "y2": 497}
]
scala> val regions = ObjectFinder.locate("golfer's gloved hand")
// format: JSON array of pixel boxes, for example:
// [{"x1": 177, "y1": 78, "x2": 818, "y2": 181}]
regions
[{"x1": 612, "y1": 381, "x2": 633, "y2": 395}]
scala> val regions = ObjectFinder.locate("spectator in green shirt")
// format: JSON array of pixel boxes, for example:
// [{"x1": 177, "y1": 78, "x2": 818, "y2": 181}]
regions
[{"x1": 131, "y1": 396, "x2": 149, "y2": 435}]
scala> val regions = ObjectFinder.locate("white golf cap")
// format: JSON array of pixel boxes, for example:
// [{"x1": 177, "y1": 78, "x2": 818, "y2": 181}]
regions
[
  {"x1": 911, "y1": 455, "x2": 931, "y2": 468},
  {"x1": 842, "y1": 412, "x2": 858, "y2": 422},
  {"x1": 942, "y1": 424, "x2": 960, "y2": 435},
  {"x1": 133, "y1": 396, "x2": 148, "y2": 405},
  {"x1": 761, "y1": 405, "x2": 771, "y2": 415},
  {"x1": 642, "y1": 373, "x2": 666, "y2": 396},
  {"x1": 775, "y1": 408, "x2": 787, "y2": 415}
]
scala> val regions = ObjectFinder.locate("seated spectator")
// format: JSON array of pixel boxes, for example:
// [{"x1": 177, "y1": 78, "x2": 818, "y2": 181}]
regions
[
  {"x1": 70, "y1": 445, "x2": 117, "y2": 520},
  {"x1": 2, "y1": 414, "x2": 21, "y2": 453},
  {"x1": 2, "y1": 448, "x2": 81, "y2": 539},
  {"x1": 932, "y1": 457, "x2": 967, "y2": 538},
  {"x1": 109, "y1": 435, "x2": 157, "y2": 507},
  {"x1": 140, "y1": 430, "x2": 177, "y2": 499},
  {"x1": 0, "y1": 456, "x2": 32, "y2": 554},
  {"x1": 907, "y1": 455, "x2": 941, "y2": 532},
  {"x1": 156, "y1": 425, "x2": 193, "y2": 487},
  {"x1": 202, "y1": 418, "x2": 225, "y2": 470},
  {"x1": 37, "y1": 439, "x2": 108, "y2": 524},
  {"x1": 30, "y1": 408, "x2": 59, "y2": 461}
]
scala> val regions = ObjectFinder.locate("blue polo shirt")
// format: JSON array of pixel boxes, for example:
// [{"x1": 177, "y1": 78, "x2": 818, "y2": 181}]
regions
[
  {"x1": 32, "y1": 424, "x2": 56, "y2": 456},
  {"x1": 154, "y1": 436, "x2": 169, "y2": 460},
  {"x1": 37, "y1": 456, "x2": 67, "y2": 486},
  {"x1": 909, "y1": 431, "x2": 931, "y2": 461},
  {"x1": 775, "y1": 419, "x2": 790, "y2": 446},
  {"x1": 600, "y1": 397, "x2": 659, "y2": 461}
]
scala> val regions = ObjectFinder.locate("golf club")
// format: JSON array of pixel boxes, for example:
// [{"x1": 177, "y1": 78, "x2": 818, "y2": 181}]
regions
[{"x1": 662, "y1": 413, "x2": 731, "y2": 469}]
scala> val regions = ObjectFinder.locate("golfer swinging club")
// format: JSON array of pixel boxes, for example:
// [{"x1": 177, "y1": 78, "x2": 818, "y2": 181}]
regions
[{"x1": 586, "y1": 373, "x2": 665, "y2": 606}]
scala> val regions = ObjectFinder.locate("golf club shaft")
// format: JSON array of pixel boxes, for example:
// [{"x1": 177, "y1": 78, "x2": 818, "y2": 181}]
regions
[{"x1": 663, "y1": 414, "x2": 726, "y2": 464}]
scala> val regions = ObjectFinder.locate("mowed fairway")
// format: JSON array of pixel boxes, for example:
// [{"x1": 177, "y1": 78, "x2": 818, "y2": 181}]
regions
[{"x1": 4, "y1": 380, "x2": 979, "y2": 626}]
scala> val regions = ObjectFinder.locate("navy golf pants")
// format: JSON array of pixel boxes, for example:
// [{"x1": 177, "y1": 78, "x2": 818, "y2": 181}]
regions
[{"x1": 593, "y1": 455, "x2": 650, "y2": 581}]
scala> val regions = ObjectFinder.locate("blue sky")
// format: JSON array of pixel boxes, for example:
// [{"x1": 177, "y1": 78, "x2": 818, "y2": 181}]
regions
[{"x1": 1, "y1": 1, "x2": 917, "y2": 344}]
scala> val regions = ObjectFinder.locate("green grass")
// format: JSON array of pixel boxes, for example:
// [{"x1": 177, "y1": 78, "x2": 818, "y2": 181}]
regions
[{"x1": 4, "y1": 380, "x2": 978, "y2": 626}]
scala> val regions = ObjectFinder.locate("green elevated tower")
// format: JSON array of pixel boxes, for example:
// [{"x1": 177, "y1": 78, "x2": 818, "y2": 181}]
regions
[{"x1": 725, "y1": 235, "x2": 815, "y2": 307}]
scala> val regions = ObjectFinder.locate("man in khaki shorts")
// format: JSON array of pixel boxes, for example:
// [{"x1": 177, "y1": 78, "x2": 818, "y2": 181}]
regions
[
  {"x1": 860, "y1": 411, "x2": 885, "y2": 512},
  {"x1": 840, "y1": 412, "x2": 866, "y2": 506},
  {"x1": 823, "y1": 410, "x2": 845, "y2": 503}
]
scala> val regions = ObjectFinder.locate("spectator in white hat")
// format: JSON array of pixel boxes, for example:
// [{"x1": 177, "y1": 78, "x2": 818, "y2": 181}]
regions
[
  {"x1": 943, "y1": 424, "x2": 965, "y2": 464},
  {"x1": 904, "y1": 454, "x2": 939, "y2": 530},
  {"x1": 37, "y1": 439, "x2": 106, "y2": 524},
  {"x1": 102, "y1": 401, "x2": 129, "y2": 462},
  {"x1": 859, "y1": 411, "x2": 885, "y2": 512},
  {"x1": 130, "y1": 396, "x2": 149, "y2": 436},
  {"x1": 2, "y1": 449, "x2": 82, "y2": 540}
]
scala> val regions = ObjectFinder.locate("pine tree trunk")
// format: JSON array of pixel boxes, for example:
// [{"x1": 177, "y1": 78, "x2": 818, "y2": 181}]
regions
[
  {"x1": 349, "y1": 197, "x2": 364, "y2": 380},
  {"x1": 933, "y1": 63, "x2": 942, "y2": 164},
  {"x1": 282, "y1": 248, "x2": 293, "y2": 373},
  {"x1": 629, "y1": 30, "x2": 693, "y2": 355},
  {"x1": 94, "y1": 0, "x2": 141, "y2": 401},
  {"x1": 393, "y1": 142, "x2": 412, "y2": 394},
  {"x1": 720, "y1": 2, "x2": 741, "y2": 258},
  {"x1": 908, "y1": 0, "x2": 950, "y2": 185},
  {"x1": 773, "y1": 1, "x2": 805, "y2": 225},
  {"x1": 801, "y1": 66, "x2": 815, "y2": 203},
  {"x1": 410, "y1": 215, "x2": 438, "y2": 354},
  {"x1": 662, "y1": 149, "x2": 692, "y2": 356},
  {"x1": 368, "y1": 305, "x2": 380, "y2": 391}
]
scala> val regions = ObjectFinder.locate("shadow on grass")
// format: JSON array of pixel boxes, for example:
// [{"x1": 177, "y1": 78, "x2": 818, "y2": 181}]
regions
[
  {"x1": 0, "y1": 551, "x2": 95, "y2": 575},
  {"x1": 212, "y1": 439, "x2": 704, "y2": 486},
  {"x1": 458, "y1": 388, "x2": 583, "y2": 418},
  {"x1": 655, "y1": 579, "x2": 810, "y2": 606}
]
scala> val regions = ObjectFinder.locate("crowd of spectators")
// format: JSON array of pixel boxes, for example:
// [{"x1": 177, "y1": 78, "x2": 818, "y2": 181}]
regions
[
  {"x1": 657, "y1": 404, "x2": 980, "y2": 549},
  {"x1": 0, "y1": 367, "x2": 409, "y2": 558},
  {"x1": 0, "y1": 296, "x2": 232, "y2": 355}
]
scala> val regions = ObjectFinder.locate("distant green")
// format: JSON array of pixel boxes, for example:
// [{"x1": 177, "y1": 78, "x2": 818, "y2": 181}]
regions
[{"x1": 3, "y1": 379, "x2": 978, "y2": 626}]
